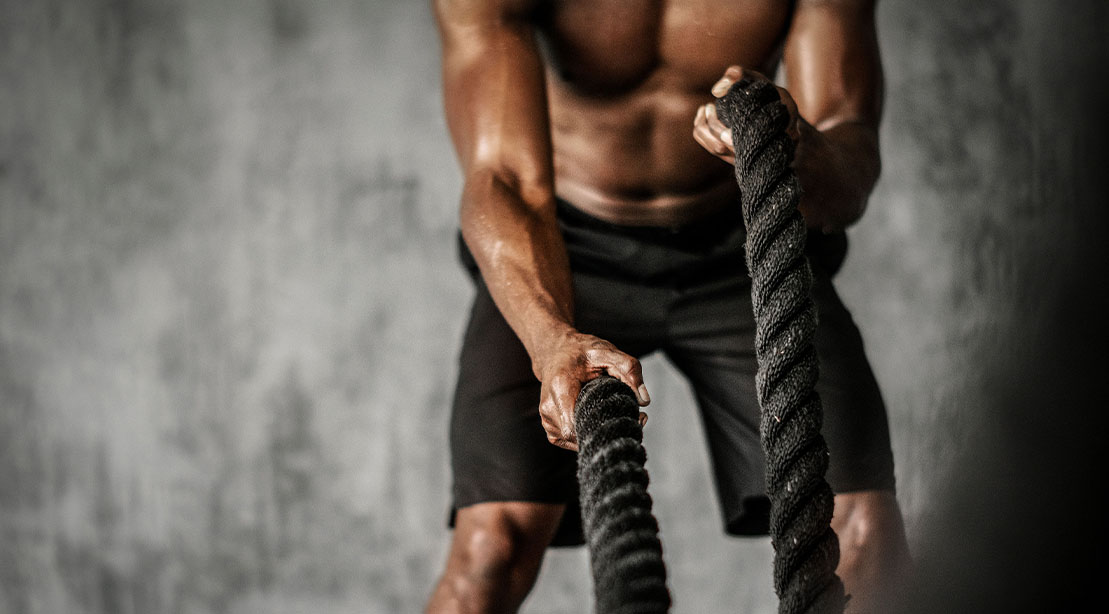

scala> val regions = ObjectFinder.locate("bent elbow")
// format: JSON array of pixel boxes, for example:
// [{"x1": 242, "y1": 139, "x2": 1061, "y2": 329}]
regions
[{"x1": 461, "y1": 166, "x2": 554, "y2": 217}]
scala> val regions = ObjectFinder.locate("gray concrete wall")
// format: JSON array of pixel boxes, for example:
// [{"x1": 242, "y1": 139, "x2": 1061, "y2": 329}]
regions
[{"x1": 1, "y1": 1, "x2": 1104, "y2": 613}]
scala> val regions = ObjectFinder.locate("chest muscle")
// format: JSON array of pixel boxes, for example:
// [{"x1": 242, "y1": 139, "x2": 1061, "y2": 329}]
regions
[{"x1": 540, "y1": 0, "x2": 794, "y2": 95}]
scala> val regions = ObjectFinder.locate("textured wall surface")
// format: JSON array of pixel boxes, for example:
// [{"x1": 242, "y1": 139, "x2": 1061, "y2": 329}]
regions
[{"x1": 1, "y1": 1, "x2": 1104, "y2": 614}]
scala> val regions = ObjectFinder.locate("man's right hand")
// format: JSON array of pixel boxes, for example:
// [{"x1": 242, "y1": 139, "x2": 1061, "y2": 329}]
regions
[{"x1": 534, "y1": 331, "x2": 650, "y2": 451}]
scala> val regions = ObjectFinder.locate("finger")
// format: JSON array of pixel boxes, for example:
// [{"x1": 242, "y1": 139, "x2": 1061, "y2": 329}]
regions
[
  {"x1": 743, "y1": 67, "x2": 770, "y2": 83},
  {"x1": 588, "y1": 347, "x2": 649, "y2": 406},
  {"x1": 693, "y1": 123, "x2": 736, "y2": 165},
  {"x1": 539, "y1": 390, "x2": 563, "y2": 442},
  {"x1": 774, "y1": 85, "x2": 798, "y2": 114},
  {"x1": 555, "y1": 439, "x2": 578, "y2": 452},
  {"x1": 549, "y1": 374, "x2": 581, "y2": 446},
  {"x1": 773, "y1": 85, "x2": 802, "y2": 141},
  {"x1": 711, "y1": 65, "x2": 745, "y2": 97},
  {"x1": 693, "y1": 102, "x2": 706, "y2": 130},
  {"x1": 693, "y1": 110, "x2": 722, "y2": 151},
  {"x1": 541, "y1": 405, "x2": 578, "y2": 451},
  {"x1": 705, "y1": 103, "x2": 733, "y2": 145},
  {"x1": 540, "y1": 383, "x2": 577, "y2": 447},
  {"x1": 694, "y1": 106, "x2": 735, "y2": 160},
  {"x1": 638, "y1": 411, "x2": 648, "y2": 428}
]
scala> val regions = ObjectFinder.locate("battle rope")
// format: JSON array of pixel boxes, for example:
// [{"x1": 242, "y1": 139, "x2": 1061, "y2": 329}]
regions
[
  {"x1": 575, "y1": 375, "x2": 671, "y2": 614},
  {"x1": 715, "y1": 78, "x2": 846, "y2": 614},
  {"x1": 573, "y1": 78, "x2": 844, "y2": 614}
]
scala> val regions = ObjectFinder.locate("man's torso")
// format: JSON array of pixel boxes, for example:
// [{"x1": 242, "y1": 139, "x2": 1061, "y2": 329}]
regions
[{"x1": 534, "y1": 0, "x2": 795, "y2": 226}]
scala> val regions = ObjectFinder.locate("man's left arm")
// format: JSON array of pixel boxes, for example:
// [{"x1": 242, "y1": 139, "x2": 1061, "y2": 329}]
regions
[{"x1": 694, "y1": 0, "x2": 883, "y2": 233}]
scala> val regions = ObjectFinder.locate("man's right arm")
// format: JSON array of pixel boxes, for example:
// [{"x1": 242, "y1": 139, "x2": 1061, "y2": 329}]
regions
[{"x1": 433, "y1": 0, "x2": 648, "y2": 450}]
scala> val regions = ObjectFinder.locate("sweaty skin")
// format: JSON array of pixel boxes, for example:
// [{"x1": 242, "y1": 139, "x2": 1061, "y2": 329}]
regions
[{"x1": 434, "y1": 0, "x2": 883, "y2": 452}]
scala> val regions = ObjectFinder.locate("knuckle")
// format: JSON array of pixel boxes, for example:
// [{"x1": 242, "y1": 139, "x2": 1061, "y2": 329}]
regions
[
  {"x1": 584, "y1": 347, "x2": 607, "y2": 363},
  {"x1": 549, "y1": 373, "x2": 571, "y2": 393}
]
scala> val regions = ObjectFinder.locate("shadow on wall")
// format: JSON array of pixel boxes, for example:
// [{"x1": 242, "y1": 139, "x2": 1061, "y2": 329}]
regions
[
  {"x1": 902, "y1": 16, "x2": 1109, "y2": 609},
  {"x1": 1, "y1": 0, "x2": 1107, "y2": 613},
  {"x1": 905, "y1": 264, "x2": 1109, "y2": 614}
]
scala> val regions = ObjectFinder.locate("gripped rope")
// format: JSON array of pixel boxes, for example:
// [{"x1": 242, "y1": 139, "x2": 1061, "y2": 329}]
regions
[
  {"x1": 575, "y1": 375, "x2": 671, "y2": 614},
  {"x1": 573, "y1": 76, "x2": 844, "y2": 614},
  {"x1": 715, "y1": 77, "x2": 845, "y2": 614}
]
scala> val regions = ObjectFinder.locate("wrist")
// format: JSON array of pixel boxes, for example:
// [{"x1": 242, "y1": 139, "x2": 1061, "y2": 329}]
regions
[
  {"x1": 527, "y1": 321, "x2": 578, "y2": 379},
  {"x1": 793, "y1": 116, "x2": 821, "y2": 165},
  {"x1": 793, "y1": 120, "x2": 876, "y2": 232}
]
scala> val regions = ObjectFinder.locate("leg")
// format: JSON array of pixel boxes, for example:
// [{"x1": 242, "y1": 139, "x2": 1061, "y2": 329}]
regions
[
  {"x1": 810, "y1": 268, "x2": 909, "y2": 611},
  {"x1": 832, "y1": 490, "x2": 912, "y2": 614},
  {"x1": 426, "y1": 502, "x2": 565, "y2": 614},
  {"x1": 664, "y1": 273, "x2": 770, "y2": 535},
  {"x1": 665, "y1": 244, "x2": 909, "y2": 613},
  {"x1": 430, "y1": 279, "x2": 581, "y2": 612}
]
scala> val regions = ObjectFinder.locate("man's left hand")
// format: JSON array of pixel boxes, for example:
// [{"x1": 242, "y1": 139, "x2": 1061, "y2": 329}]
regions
[{"x1": 692, "y1": 65, "x2": 805, "y2": 164}]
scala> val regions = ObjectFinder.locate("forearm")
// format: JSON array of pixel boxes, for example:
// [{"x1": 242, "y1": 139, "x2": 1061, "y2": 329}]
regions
[
  {"x1": 460, "y1": 170, "x2": 576, "y2": 372},
  {"x1": 794, "y1": 119, "x2": 881, "y2": 233},
  {"x1": 435, "y1": 0, "x2": 649, "y2": 444}
]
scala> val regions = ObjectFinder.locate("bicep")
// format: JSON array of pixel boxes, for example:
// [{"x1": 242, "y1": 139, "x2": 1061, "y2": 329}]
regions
[
  {"x1": 434, "y1": 0, "x2": 553, "y2": 203},
  {"x1": 782, "y1": 0, "x2": 883, "y2": 131}
]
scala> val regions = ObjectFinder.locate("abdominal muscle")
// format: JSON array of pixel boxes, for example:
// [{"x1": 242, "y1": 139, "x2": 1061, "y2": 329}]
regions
[{"x1": 547, "y1": 67, "x2": 750, "y2": 228}]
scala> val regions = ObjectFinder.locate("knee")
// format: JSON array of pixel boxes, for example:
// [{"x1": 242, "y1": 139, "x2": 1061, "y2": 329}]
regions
[
  {"x1": 438, "y1": 517, "x2": 544, "y2": 611},
  {"x1": 455, "y1": 522, "x2": 526, "y2": 585},
  {"x1": 832, "y1": 491, "x2": 910, "y2": 566},
  {"x1": 832, "y1": 492, "x2": 911, "y2": 613}
]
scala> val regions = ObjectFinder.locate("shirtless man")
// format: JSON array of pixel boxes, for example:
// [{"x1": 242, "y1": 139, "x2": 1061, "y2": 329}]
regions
[{"x1": 427, "y1": 1, "x2": 910, "y2": 612}]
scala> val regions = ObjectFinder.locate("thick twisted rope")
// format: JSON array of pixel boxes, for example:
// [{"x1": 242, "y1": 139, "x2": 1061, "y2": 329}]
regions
[
  {"x1": 715, "y1": 78, "x2": 846, "y2": 614},
  {"x1": 575, "y1": 375, "x2": 671, "y2": 614}
]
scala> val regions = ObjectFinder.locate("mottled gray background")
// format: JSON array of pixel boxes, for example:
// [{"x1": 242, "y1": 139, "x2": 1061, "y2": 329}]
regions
[{"x1": 2, "y1": 1, "x2": 1106, "y2": 613}]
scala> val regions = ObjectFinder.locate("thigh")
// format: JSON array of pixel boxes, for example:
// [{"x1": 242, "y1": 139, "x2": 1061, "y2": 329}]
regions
[
  {"x1": 809, "y1": 269, "x2": 897, "y2": 494},
  {"x1": 664, "y1": 264, "x2": 897, "y2": 537},
  {"x1": 665, "y1": 274, "x2": 771, "y2": 535}
]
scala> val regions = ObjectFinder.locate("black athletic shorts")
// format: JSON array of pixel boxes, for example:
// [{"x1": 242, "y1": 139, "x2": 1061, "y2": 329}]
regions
[{"x1": 448, "y1": 199, "x2": 895, "y2": 547}]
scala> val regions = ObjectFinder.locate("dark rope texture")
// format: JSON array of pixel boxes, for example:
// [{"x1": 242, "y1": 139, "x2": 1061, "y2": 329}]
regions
[
  {"x1": 715, "y1": 78, "x2": 846, "y2": 614},
  {"x1": 575, "y1": 375, "x2": 671, "y2": 614}
]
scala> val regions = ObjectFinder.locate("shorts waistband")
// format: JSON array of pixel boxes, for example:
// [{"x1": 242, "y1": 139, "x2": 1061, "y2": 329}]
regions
[
  {"x1": 553, "y1": 196, "x2": 849, "y2": 277},
  {"x1": 554, "y1": 197, "x2": 744, "y2": 247}
]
